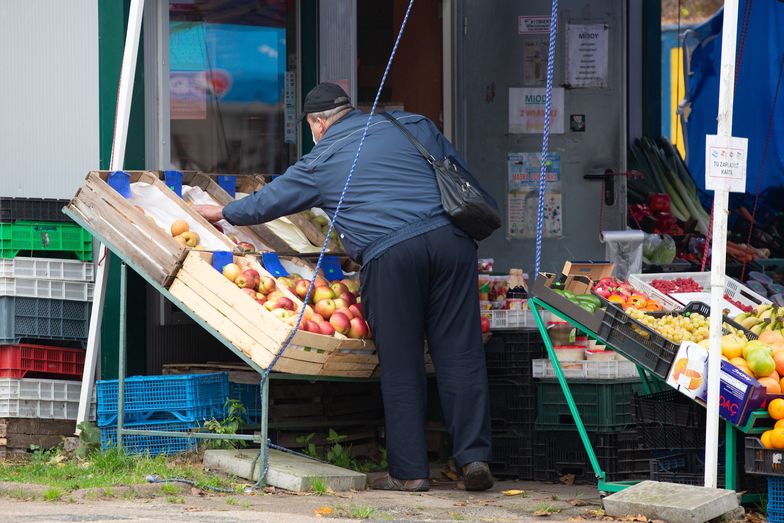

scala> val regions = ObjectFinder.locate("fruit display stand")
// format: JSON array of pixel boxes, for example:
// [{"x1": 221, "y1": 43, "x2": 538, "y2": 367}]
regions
[{"x1": 528, "y1": 279, "x2": 773, "y2": 499}]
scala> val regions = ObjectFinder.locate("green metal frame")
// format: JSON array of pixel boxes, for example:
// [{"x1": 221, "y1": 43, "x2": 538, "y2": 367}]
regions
[{"x1": 529, "y1": 297, "x2": 772, "y2": 498}]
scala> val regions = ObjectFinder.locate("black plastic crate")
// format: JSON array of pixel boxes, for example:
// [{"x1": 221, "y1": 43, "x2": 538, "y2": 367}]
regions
[
  {"x1": 489, "y1": 379, "x2": 536, "y2": 432},
  {"x1": 533, "y1": 429, "x2": 648, "y2": 484},
  {"x1": 632, "y1": 389, "x2": 706, "y2": 429},
  {"x1": 635, "y1": 422, "x2": 706, "y2": 450},
  {"x1": 485, "y1": 331, "x2": 545, "y2": 381},
  {"x1": 650, "y1": 452, "x2": 724, "y2": 486},
  {"x1": 490, "y1": 429, "x2": 534, "y2": 480},
  {"x1": 745, "y1": 437, "x2": 784, "y2": 477},
  {"x1": 0, "y1": 198, "x2": 71, "y2": 223},
  {"x1": 534, "y1": 379, "x2": 642, "y2": 432}
]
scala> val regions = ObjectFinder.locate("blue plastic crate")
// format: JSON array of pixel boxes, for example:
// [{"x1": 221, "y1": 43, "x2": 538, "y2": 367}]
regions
[
  {"x1": 229, "y1": 381, "x2": 261, "y2": 423},
  {"x1": 770, "y1": 477, "x2": 784, "y2": 522},
  {"x1": 100, "y1": 420, "x2": 198, "y2": 456},
  {"x1": 96, "y1": 373, "x2": 229, "y2": 426}
]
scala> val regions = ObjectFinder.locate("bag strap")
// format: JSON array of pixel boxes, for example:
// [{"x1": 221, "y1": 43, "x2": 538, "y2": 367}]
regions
[{"x1": 380, "y1": 112, "x2": 436, "y2": 165}]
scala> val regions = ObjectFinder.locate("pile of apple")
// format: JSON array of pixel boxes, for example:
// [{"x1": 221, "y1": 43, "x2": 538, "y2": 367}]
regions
[
  {"x1": 170, "y1": 220, "x2": 204, "y2": 250},
  {"x1": 220, "y1": 262, "x2": 370, "y2": 340}
]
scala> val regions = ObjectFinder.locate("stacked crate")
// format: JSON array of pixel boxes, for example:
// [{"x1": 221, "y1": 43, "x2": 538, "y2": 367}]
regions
[
  {"x1": 0, "y1": 198, "x2": 94, "y2": 456},
  {"x1": 96, "y1": 373, "x2": 229, "y2": 455}
]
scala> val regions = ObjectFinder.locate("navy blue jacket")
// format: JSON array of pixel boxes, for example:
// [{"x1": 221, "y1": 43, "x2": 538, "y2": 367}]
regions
[{"x1": 223, "y1": 109, "x2": 496, "y2": 264}]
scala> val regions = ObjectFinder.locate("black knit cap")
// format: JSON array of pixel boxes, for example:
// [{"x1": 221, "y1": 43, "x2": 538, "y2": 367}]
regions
[{"x1": 302, "y1": 82, "x2": 351, "y2": 117}]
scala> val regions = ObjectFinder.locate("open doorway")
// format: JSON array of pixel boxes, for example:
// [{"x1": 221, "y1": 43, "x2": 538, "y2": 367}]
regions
[{"x1": 357, "y1": 0, "x2": 443, "y2": 129}]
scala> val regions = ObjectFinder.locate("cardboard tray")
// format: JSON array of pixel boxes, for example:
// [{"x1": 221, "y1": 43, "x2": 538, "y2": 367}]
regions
[{"x1": 531, "y1": 273, "x2": 606, "y2": 334}]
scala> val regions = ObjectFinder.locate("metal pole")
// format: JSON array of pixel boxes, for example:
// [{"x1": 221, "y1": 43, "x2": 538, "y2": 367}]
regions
[
  {"x1": 76, "y1": 0, "x2": 146, "y2": 433},
  {"x1": 117, "y1": 262, "x2": 128, "y2": 450},
  {"x1": 705, "y1": 0, "x2": 740, "y2": 489},
  {"x1": 258, "y1": 377, "x2": 270, "y2": 484}
]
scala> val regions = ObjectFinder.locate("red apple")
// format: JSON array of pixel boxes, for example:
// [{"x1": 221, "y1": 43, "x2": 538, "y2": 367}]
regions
[
  {"x1": 348, "y1": 317, "x2": 369, "y2": 339},
  {"x1": 267, "y1": 290, "x2": 284, "y2": 302},
  {"x1": 314, "y1": 275, "x2": 330, "y2": 288},
  {"x1": 330, "y1": 282, "x2": 349, "y2": 297},
  {"x1": 318, "y1": 321, "x2": 335, "y2": 336},
  {"x1": 304, "y1": 320, "x2": 321, "y2": 333},
  {"x1": 348, "y1": 304, "x2": 364, "y2": 320},
  {"x1": 314, "y1": 299, "x2": 336, "y2": 320},
  {"x1": 236, "y1": 269, "x2": 260, "y2": 290},
  {"x1": 270, "y1": 308, "x2": 290, "y2": 320},
  {"x1": 336, "y1": 307, "x2": 354, "y2": 321},
  {"x1": 222, "y1": 263, "x2": 241, "y2": 282},
  {"x1": 295, "y1": 279, "x2": 311, "y2": 300},
  {"x1": 264, "y1": 301, "x2": 278, "y2": 312},
  {"x1": 329, "y1": 312, "x2": 350, "y2": 335},
  {"x1": 258, "y1": 276, "x2": 276, "y2": 295},
  {"x1": 256, "y1": 297, "x2": 267, "y2": 306},
  {"x1": 313, "y1": 286, "x2": 336, "y2": 303},
  {"x1": 333, "y1": 298, "x2": 349, "y2": 310},
  {"x1": 338, "y1": 291, "x2": 356, "y2": 305},
  {"x1": 342, "y1": 279, "x2": 360, "y2": 294},
  {"x1": 236, "y1": 241, "x2": 255, "y2": 254},
  {"x1": 276, "y1": 297, "x2": 296, "y2": 311},
  {"x1": 289, "y1": 273, "x2": 303, "y2": 282},
  {"x1": 276, "y1": 277, "x2": 293, "y2": 291},
  {"x1": 241, "y1": 288, "x2": 258, "y2": 298},
  {"x1": 312, "y1": 313, "x2": 324, "y2": 323}
]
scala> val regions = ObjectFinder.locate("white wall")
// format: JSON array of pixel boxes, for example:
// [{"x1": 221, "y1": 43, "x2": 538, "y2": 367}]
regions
[{"x1": 0, "y1": 1, "x2": 99, "y2": 199}]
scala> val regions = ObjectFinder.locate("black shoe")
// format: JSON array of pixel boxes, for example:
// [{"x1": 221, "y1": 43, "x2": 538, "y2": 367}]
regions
[
  {"x1": 461, "y1": 462, "x2": 494, "y2": 491},
  {"x1": 371, "y1": 474, "x2": 430, "y2": 492}
]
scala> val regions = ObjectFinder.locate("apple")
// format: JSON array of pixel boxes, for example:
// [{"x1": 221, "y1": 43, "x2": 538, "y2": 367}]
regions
[
  {"x1": 236, "y1": 241, "x2": 255, "y2": 254},
  {"x1": 264, "y1": 301, "x2": 278, "y2": 312},
  {"x1": 313, "y1": 276, "x2": 330, "y2": 288},
  {"x1": 330, "y1": 312, "x2": 351, "y2": 335},
  {"x1": 241, "y1": 288, "x2": 258, "y2": 299},
  {"x1": 342, "y1": 279, "x2": 360, "y2": 294},
  {"x1": 271, "y1": 309, "x2": 293, "y2": 321},
  {"x1": 267, "y1": 290, "x2": 284, "y2": 302},
  {"x1": 289, "y1": 273, "x2": 303, "y2": 282},
  {"x1": 304, "y1": 320, "x2": 321, "y2": 333},
  {"x1": 276, "y1": 277, "x2": 293, "y2": 291},
  {"x1": 313, "y1": 287, "x2": 336, "y2": 303},
  {"x1": 331, "y1": 282, "x2": 349, "y2": 297},
  {"x1": 275, "y1": 297, "x2": 295, "y2": 311},
  {"x1": 333, "y1": 298, "x2": 349, "y2": 310},
  {"x1": 318, "y1": 321, "x2": 335, "y2": 336},
  {"x1": 179, "y1": 231, "x2": 200, "y2": 247},
  {"x1": 348, "y1": 317, "x2": 369, "y2": 339},
  {"x1": 348, "y1": 304, "x2": 364, "y2": 320},
  {"x1": 258, "y1": 276, "x2": 276, "y2": 295},
  {"x1": 235, "y1": 269, "x2": 260, "y2": 290},
  {"x1": 314, "y1": 299, "x2": 336, "y2": 320},
  {"x1": 171, "y1": 219, "x2": 189, "y2": 236},
  {"x1": 256, "y1": 297, "x2": 267, "y2": 306},
  {"x1": 312, "y1": 313, "x2": 325, "y2": 323},
  {"x1": 295, "y1": 279, "x2": 311, "y2": 300},
  {"x1": 338, "y1": 291, "x2": 356, "y2": 305},
  {"x1": 335, "y1": 307, "x2": 354, "y2": 321},
  {"x1": 222, "y1": 263, "x2": 241, "y2": 282}
]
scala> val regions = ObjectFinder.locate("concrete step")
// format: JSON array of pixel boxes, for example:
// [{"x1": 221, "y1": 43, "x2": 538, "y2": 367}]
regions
[{"x1": 203, "y1": 448, "x2": 367, "y2": 492}]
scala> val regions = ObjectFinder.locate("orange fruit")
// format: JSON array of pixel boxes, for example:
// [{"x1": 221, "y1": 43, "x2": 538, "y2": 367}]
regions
[
  {"x1": 774, "y1": 352, "x2": 784, "y2": 376},
  {"x1": 770, "y1": 398, "x2": 784, "y2": 420},
  {"x1": 775, "y1": 419, "x2": 784, "y2": 430},
  {"x1": 770, "y1": 427, "x2": 784, "y2": 449},
  {"x1": 762, "y1": 430, "x2": 774, "y2": 449},
  {"x1": 780, "y1": 376, "x2": 784, "y2": 391},
  {"x1": 771, "y1": 370, "x2": 782, "y2": 382},
  {"x1": 759, "y1": 377, "x2": 782, "y2": 395}
]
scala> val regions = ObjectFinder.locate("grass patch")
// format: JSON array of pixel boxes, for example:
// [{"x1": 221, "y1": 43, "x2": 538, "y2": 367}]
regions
[
  {"x1": 348, "y1": 504, "x2": 377, "y2": 519},
  {"x1": 43, "y1": 488, "x2": 63, "y2": 502},
  {"x1": 309, "y1": 477, "x2": 329, "y2": 495},
  {"x1": 532, "y1": 503, "x2": 561, "y2": 515},
  {"x1": 160, "y1": 483, "x2": 178, "y2": 495},
  {"x1": 8, "y1": 488, "x2": 32, "y2": 501},
  {"x1": 225, "y1": 496, "x2": 238, "y2": 506},
  {"x1": 166, "y1": 495, "x2": 185, "y2": 504}
]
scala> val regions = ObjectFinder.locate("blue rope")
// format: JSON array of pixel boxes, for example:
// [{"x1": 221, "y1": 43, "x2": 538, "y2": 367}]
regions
[
  {"x1": 534, "y1": 0, "x2": 559, "y2": 277},
  {"x1": 255, "y1": 0, "x2": 416, "y2": 487}
]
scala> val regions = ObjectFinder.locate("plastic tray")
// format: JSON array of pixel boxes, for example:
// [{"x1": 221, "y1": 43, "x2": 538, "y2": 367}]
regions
[
  {"x1": 629, "y1": 271, "x2": 770, "y2": 311},
  {"x1": 745, "y1": 437, "x2": 784, "y2": 476},
  {"x1": 0, "y1": 377, "x2": 95, "y2": 419},
  {"x1": 484, "y1": 309, "x2": 551, "y2": 330},
  {"x1": 0, "y1": 343, "x2": 85, "y2": 379},
  {"x1": 0, "y1": 257, "x2": 94, "y2": 281},
  {"x1": 632, "y1": 389, "x2": 706, "y2": 429},
  {"x1": 0, "y1": 277, "x2": 93, "y2": 301},
  {"x1": 534, "y1": 378, "x2": 642, "y2": 432},
  {"x1": 0, "y1": 297, "x2": 91, "y2": 344},
  {"x1": 0, "y1": 198, "x2": 71, "y2": 223},
  {"x1": 650, "y1": 451, "x2": 726, "y2": 486},
  {"x1": 532, "y1": 359, "x2": 639, "y2": 379},
  {"x1": 96, "y1": 373, "x2": 229, "y2": 426},
  {"x1": 229, "y1": 381, "x2": 262, "y2": 423},
  {"x1": 769, "y1": 477, "x2": 784, "y2": 523},
  {"x1": 100, "y1": 420, "x2": 199, "y2": 456},
  {"x1": 0, "y1": 221, "x2": 92, "y2": 261}
]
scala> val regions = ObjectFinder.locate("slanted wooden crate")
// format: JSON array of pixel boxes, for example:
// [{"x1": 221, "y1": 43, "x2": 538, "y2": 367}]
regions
[{"x1": 168, "y1": 250, "x2": 378, "y2": 378}]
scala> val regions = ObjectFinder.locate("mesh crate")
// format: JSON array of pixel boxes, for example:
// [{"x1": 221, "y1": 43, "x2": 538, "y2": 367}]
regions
[
  {"x1": 629, "y1": 272, "x2": 770, "y2": 312},
  {"x1": 0, "y1": 377, "x2": 95, "y2": 420},
  {"x1": 534, "y1": 379, "x2": 642, "y2": 432},
  {"x1": 745, "y1": 437, "x2": 784, "y2": 476},
  {"x1": 0, "y1": 277, "x2": 93, "y2": 301},
  {"x1": 635, "y1": 422, "x2": 705, "y2": 450},
  {"x1": 0, "y1": 343, "x2": 85, "y2": 379},
  {"x1": 632, "y1": 389, "x2": 706, "y2": 429},
  {"x1": 485, "y1": 309, "x2": 551, "y2": 330},
  {"x1": 0, "y1": 198, "x2": 71, "y2": 223},
  {"x1": 100, "y1": 420, "x2": 198, "y2": 456},
  {"x1": 485, "y1": 331, "x2": 546, "y2": 381},
  {"x1": 490, "y1": 429, "x2": 535, "y2": 479},
  {"x1": 489, "y1": 379, "x2": 536, "y2": 432},
  {"x1": 96, "y1": 373, "x2": 229, "y2": 426},
  {"x1": 0, "y1": 297, "x2": 91, "y2": 344},
  {"x1": 650, "y1": 451, "x2": 726, "y2": 486},
  {"x1": 229, "y1": 381, "x2": 261, "y2": 423},
  {"x1": 0, "y1": 221, "x2": 92, "y2": 261},
  {"x1": 769, "y1": 477, "x2": 784, "y2": 523},
  {"x1": 0, "y1": 257, "x2": 94, "y2": 281},
  {"x1": 532, "y1": 359, "x2": 640, "y2": 380}
]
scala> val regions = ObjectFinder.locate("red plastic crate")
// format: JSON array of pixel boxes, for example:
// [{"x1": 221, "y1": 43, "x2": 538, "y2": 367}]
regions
[{"x1": 0, "y1": 343, "x2": 85, "y2": 378}]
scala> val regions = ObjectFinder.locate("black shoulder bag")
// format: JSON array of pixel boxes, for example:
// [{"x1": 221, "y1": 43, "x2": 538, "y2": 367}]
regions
[{"x1": 380, "y1": 112, "x2": 501, "y2": 241}]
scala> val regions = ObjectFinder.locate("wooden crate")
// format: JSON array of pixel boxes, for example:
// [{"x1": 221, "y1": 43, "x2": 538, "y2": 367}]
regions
[{"x1": 168, "y1": 250, "x2": 378, "y2": 377}]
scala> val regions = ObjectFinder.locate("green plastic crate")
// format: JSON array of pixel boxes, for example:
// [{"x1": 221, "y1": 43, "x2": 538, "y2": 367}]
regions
[
  {"x1": 0, "y1": 221, "x2": 92, "y2": 261},
  {"x1": 534, "y1": 378, "x2": 643, "y2": 432}
]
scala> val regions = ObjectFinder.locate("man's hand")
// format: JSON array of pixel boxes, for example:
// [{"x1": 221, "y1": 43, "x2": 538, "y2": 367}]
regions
[{"x1": 193, "y1": 204, "x2": 225, "y2": 223}]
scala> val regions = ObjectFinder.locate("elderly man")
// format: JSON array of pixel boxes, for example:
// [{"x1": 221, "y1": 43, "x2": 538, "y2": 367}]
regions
[{"x1": 195, "y1": 82, "x2": 496, "y2": 492}]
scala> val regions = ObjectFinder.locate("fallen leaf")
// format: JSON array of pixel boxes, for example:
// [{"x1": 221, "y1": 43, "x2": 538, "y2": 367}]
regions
[
  {"x1": 502, "y1": 490, "x2": 526, "y2": 496},
  {"x1": 569, "y1": 499, "x2": 589, "y2": 507},
  {"x1": 560, "y1": 473, "x2": 576, "y2": 485},
  {"x1": 569, "y1": 518, "x2": 586, "y2": 521},
  {"x1": 191, "y1": 487, "x2": 204, "y2": 496},
  {"x1": 587, "y1": 509, "x2": 605, "y2": 518},
  {"x1": 454, "y1": 501, "x2": 467, "y2": 506},
  {"x1": 443, "y1": 470, "x2": 459, "y2": 481},
  {"x1": 185, "y1": 507, "x2": 203, "y2": 512},
  {"x1": 533, "y1": 511, "x2": 553, "y2": 517},
  {"x1": 622, "y1": 515, "x2": 647, "y2": 522},
  {"x1": 314, "y1": 506, "x2": 333, "y2": 516},
  {"x1": 263, "y1": 486, "x2": 276, "y2": 494}
]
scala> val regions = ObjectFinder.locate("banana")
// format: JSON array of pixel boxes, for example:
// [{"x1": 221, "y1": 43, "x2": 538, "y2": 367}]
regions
[
  {"x1": 752, "y1": 324, "x2": 764, "y2": 335},
  {"x1": 760, "y1": 309, "x2": 774, "y2": 321},
  {"x1": 735, "y1": 312, "x2": 750, "y2": 323},
  {"x1": 756, "y1": 304, "x2": 774, "y2": 315},
  {"x1": 742, "y1": 317, "x2": 763, "y2": 329}
]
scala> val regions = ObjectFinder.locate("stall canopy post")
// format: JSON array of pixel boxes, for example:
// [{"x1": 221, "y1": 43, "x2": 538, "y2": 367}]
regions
[
  {"x1": 705, "y1": 0, "x2": 740, "y2": 489},
  {"x1": 76, "y1": 0, "x2": 146, "y2": 431}
]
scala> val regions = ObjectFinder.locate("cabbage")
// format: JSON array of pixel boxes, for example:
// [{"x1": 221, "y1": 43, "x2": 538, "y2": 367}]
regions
[
  {"x1": 649, "y1": 234, "x2": 677, "y2": 265},
  {"x1": 643, "y1": 234, "x2": 662, "y2": 260}
]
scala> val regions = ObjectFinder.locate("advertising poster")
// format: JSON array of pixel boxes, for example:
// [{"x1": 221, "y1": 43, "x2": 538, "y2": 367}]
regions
[
  {"x1": 508, "y1": 88, "x2": 564, "y2": 134},
  {"x1": 507, "y1": 153, "x2": 562, "y2": 239},
  {"x1": 566, "y1": 23, "x2": 609, "y2": 88}
]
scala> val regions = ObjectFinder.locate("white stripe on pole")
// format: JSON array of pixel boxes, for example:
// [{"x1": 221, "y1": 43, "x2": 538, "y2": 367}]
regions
[
  {"x1": 76, "y1": 0, "x2": 146, "y2": 430},
  {"x1": 705, "y1": 0, "x2": 740, "y2": 489}
]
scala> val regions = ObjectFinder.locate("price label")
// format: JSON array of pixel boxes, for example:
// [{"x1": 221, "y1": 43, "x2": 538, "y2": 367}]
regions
[{"x1": 705, "y1": 134, "x2": 748, "y2": 193}]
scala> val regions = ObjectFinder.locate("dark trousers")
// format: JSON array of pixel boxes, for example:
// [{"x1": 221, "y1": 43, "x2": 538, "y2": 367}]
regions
[{"x1": 360, "y1": 224, "x2": 492, "y2": 479}]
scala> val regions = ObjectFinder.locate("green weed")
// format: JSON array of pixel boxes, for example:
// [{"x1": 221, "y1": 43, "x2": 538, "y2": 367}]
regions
[
  {"x1": 166, "y1": 495, "x2": 185, "y2": 504},
  {"x1": 43, "y1": 488, "x2": 63, "y2": 502},
  {"x1": 160, "y1": 483, "x2": 178, "y2": 495}
]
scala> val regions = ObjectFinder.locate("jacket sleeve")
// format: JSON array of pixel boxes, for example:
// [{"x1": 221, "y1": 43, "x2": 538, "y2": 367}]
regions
[
  {"x1": 222, "y1": 162, "x2": 323, "y2": 226},
  {"x1": 427, "y1": 120, "x2": 500, "y2": 211}
]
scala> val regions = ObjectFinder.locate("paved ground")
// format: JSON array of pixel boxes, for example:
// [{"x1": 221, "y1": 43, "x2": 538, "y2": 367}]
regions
[{"x1": 0, "y1": 477, "x2": 606, "y2": 522}]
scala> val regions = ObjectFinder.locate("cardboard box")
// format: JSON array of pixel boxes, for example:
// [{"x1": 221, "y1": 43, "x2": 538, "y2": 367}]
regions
[
  {"x1": 666, "y1": 341, "x2": 766, "y2": 426},
  {"x1": 561, "y1": 261, "x2": 614, "y2": 293},
  {"x1": 532, "y1": 273, "x2": 606, "y2": 333}
]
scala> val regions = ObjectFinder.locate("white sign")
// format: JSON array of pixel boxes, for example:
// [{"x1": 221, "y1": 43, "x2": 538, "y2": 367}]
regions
[
  {"x1": 566, "y1": 23, "x2": 609, "y2": 88},
  {"x1": 518, "y1": 16, "x2": 551, "y2": 34},
  {"x1": 705, "y1": 134, "x2": 748, "y2": 193},
  {"x1": 508, "y1": 87, "x2": 564, "y2": 134}
]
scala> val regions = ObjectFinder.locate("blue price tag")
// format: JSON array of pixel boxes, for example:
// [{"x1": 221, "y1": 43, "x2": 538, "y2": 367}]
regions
[
  {"x1": 163, "y1": 170, "x2": 183, "y2": 197},
  {"x1": 212, "y1": 251, "x2": 234, "y2": 272},
  {"x1": 107, "y1": 171, "x2": 131, "y2": 198},
  {"x1": 321, "y1": 256, "x2": 345, "y2": 281},
  {"x1": 217, "y1": 175, "x2": 236, "y2": 198},
  {"x1": 261, "y1": 253, "x2": 289, "y2": 277}
]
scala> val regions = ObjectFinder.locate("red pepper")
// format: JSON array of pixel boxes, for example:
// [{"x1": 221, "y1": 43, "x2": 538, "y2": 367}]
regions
[{"x1": 648, "y1": 193, "x2": 671, "y2": 213}]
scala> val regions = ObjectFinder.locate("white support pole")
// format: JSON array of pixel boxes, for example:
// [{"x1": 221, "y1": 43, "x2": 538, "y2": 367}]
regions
[
  {"x1": 705, "y1": 0, "x2": 740, "y2": 489},
  {"x1": 76, "y1": 0, "x2": 146, "y2": 430}
]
